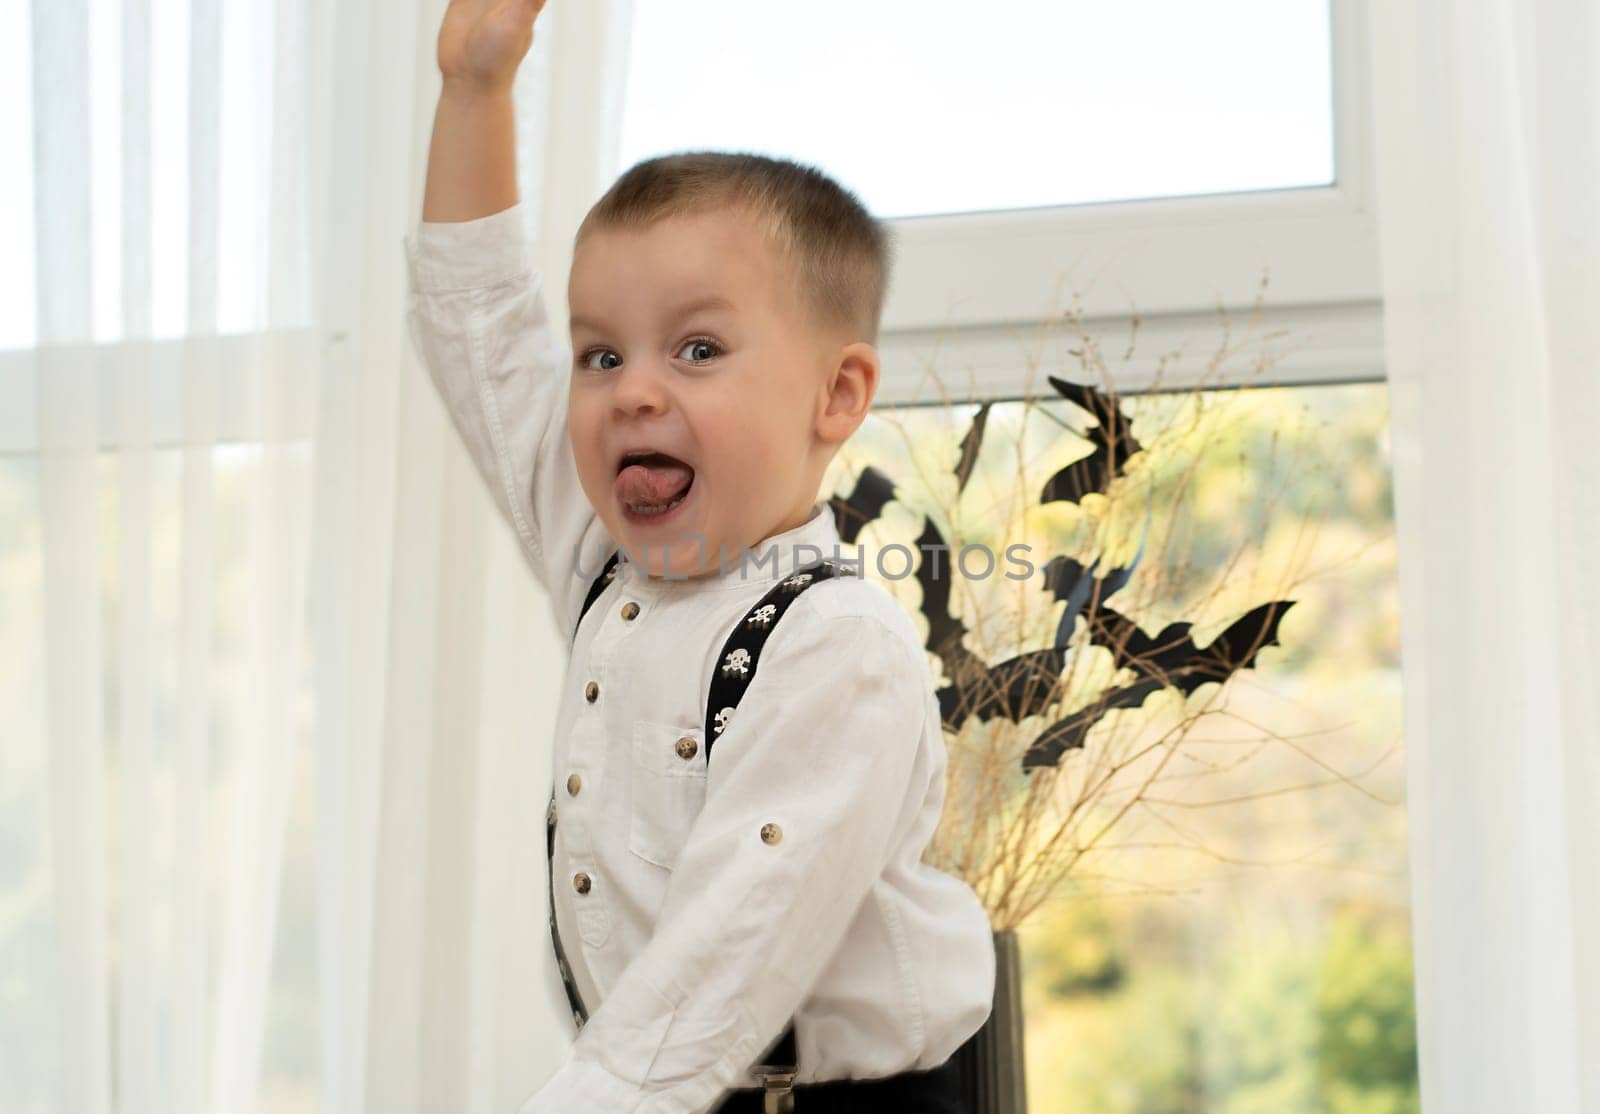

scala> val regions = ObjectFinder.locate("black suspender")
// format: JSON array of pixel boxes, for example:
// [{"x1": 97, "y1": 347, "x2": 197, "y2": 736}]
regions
[
  {"x1": 549, "y1": 551, "x2": 853, "y2": 1109},
  {"x1": 575, "y1": 550, "x2": 625, "y2": 637},
  {"x1": 543, "y1": 550, "x2": 623, "y2": 1030},
  {"x1": 701, "y1": 563, "x2": 851, "y2": 758}
]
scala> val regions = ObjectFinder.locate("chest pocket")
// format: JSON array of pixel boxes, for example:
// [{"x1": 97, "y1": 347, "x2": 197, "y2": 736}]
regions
[{"x1": 627, "y1": 721, "x2": 707, "y2": 870}]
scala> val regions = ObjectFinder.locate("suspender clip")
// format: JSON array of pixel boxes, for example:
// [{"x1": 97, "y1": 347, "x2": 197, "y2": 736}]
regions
[{"x1": 756, "y1": 1069, "x2": 796, "y2": 1114}]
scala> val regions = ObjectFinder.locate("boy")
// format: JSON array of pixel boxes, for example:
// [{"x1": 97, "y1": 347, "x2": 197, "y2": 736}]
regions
[{"x1": 405, "y1": 1, "x2": 995, "y2": 1110}]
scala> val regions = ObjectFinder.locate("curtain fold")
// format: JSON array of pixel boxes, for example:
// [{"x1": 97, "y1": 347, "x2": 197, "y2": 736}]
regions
[
  {"x1": 6, "y1": 0, "x2": 634, "y2": 1110},
  {"x1": 1368, "y1": 0, "x2": 1600, "y2": 1109}
]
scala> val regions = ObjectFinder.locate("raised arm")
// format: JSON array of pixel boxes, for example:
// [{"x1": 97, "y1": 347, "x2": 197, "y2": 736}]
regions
[
  {"x1": 423, "y1": 0, "x2": 542, "y2": 221},
  {"x1": 405, "y1": 0, "x2": 608, "y2": 634}
]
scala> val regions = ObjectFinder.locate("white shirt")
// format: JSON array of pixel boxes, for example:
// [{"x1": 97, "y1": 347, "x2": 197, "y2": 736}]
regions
[{"x1": 403, "y1": 204, "x2": 995, "y2": 1114}]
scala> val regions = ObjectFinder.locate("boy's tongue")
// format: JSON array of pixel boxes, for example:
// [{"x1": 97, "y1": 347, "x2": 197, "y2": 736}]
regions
[{"x1": 615, "y1": 455, "x2": 693, "y2": 512}]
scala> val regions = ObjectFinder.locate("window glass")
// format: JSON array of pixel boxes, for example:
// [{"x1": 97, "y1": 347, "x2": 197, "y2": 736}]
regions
[{"x1": 619, "y1": 0, "x2": 1336, "y2": 219}]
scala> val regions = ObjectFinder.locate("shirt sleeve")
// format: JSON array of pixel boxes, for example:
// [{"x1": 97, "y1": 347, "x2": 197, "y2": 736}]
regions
[
  {"x1": 402, "y1": 204, "x2": 608, "y2": 636},
  {"x1": 518, "y1": 598, "x2": 935, "y2": 1114}
]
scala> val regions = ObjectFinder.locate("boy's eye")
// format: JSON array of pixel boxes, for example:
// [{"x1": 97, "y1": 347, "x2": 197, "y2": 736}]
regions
[
  {"x1": 677, "y1": 338, "x2": 721, "y2": 363},
  {"x1": 581, "y1": 349, "x2": 622, "y2": 372}
]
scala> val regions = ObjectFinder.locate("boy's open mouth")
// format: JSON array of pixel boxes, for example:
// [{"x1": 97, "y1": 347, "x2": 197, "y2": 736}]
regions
[{"x1": 614, "y1": 449, "x2": 695, "y2": 519}]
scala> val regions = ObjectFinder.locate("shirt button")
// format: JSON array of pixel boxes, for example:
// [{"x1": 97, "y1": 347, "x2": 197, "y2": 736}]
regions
[
  {"x1": 573, "y1": 872, "x2": 592, "y2": 895},
  {"x1": 620, "y1": 601, "x2": 640, "y2": 621},
  {"x1": 675, "y1": 736, "x2": 698, "y2": 760},
  {"x1": 566, "y1": 773, "x2": 582, "y2": 796},
  {"x1": 584, "y1": 680, "x2": 599, "y2": 703},
  {"x1": 760, "y1": 823, "x2": 782, "y2": 845}
]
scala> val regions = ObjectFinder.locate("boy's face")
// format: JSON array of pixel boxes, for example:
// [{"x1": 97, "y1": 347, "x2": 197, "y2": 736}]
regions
[{"x1": 567, "y1": 207, "x2": 872, "y2": 579}]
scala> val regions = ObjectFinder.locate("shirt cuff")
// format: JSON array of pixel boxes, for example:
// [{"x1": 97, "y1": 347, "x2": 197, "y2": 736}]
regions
[
  {"x1": 516, "y1": 1047, "x2": 760, "y2": 1114},
  {"x1": 516, "y1": 1058, "x2": 646, "y2": 1114},
  {"x1": 404, "y1": 202, "x2": 532, "y2": 293}
]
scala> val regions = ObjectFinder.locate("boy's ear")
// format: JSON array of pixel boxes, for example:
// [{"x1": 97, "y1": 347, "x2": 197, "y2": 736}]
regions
[{"x1": 815, "y1": 342, "x2": 880, "y2": 446}]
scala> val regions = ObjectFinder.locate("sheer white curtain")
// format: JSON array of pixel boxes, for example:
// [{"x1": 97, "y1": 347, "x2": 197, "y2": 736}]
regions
[
  {"x1": 3, "y1": 1, "x2": 632, "y2": 1111},
  {"x1": 1368, "y1": 0, "x2": 1600, "y2": 1109}
]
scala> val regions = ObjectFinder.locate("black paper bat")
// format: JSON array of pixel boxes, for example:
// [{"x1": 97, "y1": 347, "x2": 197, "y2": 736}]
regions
[
  {"x1": 1020, "y1": 599, "x2": 1296, "y2": 768},
  {"x1": 1042, "y1": 479, "x2": 1150, "y2": 651},
  {"x1": 913, "y1": 517, "x2": 987, "y2": 690},
  {"x1": 1039, "y1": 376, "x2": 1143, "y2": 506},
  {"x1": 827, "y1": 465, "x2": 897, "y2": 544},
  {"x1": 953, "y1": 402, "x2": 992, "y2": 496},
  {"x1": 937, "y1": 645, "x2": 1071, "y2": 730},
  {"x1": 934, "y1": 552, "x2": 1140, "y2": 730}
]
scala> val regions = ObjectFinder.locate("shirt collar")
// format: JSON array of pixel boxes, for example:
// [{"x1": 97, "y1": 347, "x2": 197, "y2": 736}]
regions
[{"x1": 617, "y1": 501, "x2": 845, "y2": 596}]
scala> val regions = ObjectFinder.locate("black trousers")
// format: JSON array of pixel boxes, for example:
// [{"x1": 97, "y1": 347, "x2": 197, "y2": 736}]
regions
[{"x1": 710, "y1": 1056, "x2": 967, "y2": 1114}]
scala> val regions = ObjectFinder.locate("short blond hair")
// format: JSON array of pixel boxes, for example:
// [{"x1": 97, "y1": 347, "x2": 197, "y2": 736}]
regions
[{"x1": 576, "y1": 150, "x2": 893, "y2": 344}]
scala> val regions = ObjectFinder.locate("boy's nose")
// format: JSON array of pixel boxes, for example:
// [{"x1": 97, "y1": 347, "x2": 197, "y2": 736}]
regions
[{"x1": 610, "y1": 360, "x2": 671, "y2": 417}]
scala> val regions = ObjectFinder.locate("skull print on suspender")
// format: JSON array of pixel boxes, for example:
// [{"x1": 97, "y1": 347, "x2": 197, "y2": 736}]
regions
[{"x1": 550, "y1": 550, "x2": 855, "y2": 1111}]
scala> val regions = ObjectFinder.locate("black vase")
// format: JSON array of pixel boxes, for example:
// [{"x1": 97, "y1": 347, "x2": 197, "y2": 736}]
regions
[{"x1": 951, "y1": 930, "x2": 1027, "y2": 1114}]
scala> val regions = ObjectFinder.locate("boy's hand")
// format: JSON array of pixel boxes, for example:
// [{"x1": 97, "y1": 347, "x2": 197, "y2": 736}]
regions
[{"x1": 437, "y1": 0, "x2": 549, "y2": 94}]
